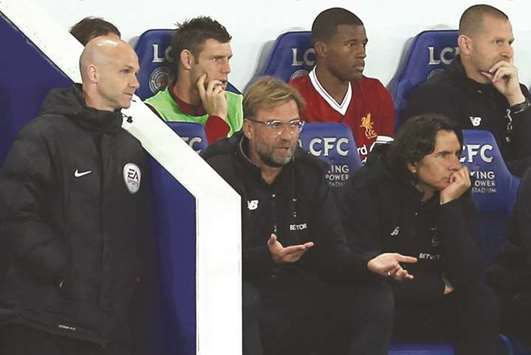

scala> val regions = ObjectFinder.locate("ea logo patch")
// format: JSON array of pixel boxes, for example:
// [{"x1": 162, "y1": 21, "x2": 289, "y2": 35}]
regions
[{"x1": 123, "y1": 163, "x2": 141, "y2": 194}]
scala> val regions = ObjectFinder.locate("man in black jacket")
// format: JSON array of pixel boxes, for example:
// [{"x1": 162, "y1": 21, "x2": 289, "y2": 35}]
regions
[
  {"x1": 402, "y1": 4, "x2": 531, "y2": 176},
  {"x1": 0, "y1": 37, "x2": 155, "y2": 355},
  {"x1": 488, "y1": 168, "x2": 531, "y2": 345},
  {"x1": 340, "y1": 114, "x2": 498, "y2": 355},
  {"x1": 202, "y1": 76, "x2": 417, "y2": 355}
]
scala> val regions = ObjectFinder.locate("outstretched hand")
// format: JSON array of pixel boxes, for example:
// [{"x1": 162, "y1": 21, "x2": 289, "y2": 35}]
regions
[
  {"x1": 367, "y1": 253, "x2": 417, "y2": 281},
  {"x1": 267, "y1": 233, "x2": 314, "y2": 264}
]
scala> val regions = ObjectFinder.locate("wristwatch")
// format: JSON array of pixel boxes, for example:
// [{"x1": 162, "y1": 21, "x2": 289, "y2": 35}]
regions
[{"x1": 510, "y1": 97, "x2": 531, "y2": 115}]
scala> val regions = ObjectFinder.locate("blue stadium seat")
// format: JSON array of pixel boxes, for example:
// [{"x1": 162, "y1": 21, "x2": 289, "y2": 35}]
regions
[
  {"x1": 298, "y1": 123, "x2": 361, "y2": 187},
  {"x1": 388, "y1": 30, "x2": 459, "y2": 126},
  {"x1": 167, "y1": 121, "x2": 208, "y2": 153},
  {"x1": 389, "y1": 343, "x2": 454, "y2": 354},
  {"x1": 134, "y1": 29, "x2": 174, "y2": 100},
  {"x1": 0, "y1": 12, "x2": 71, "y2": 164},
  {"x1": 389, "y1": 334, "x2": 514, "y2": 355},
  {"x1": 149, "y1": 156, "x2": 197, "y2": 355},
  {"x1": 134, "y1": 29, "x2": 240, "y2": 100},
  {"x1": 258, "y1": 31, "x2": 314, "y2": 82},
  {"x1": 461, "y1": 129, "x2": 520, "y2": 263},
  {"x1": 506, "y1": 335, "x2": 531, "y2": 355}
]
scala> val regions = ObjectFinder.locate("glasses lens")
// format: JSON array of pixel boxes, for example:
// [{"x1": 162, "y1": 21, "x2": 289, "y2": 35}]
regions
[
  {"x1": 266, "y1": 121, "x2": 282, "y2": 129},
  {"x1": 289, "y1": 120, "x2": 303, "y2": 130}
]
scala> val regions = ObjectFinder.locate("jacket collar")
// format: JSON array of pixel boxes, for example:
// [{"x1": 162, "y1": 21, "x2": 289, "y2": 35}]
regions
[
  {"x1": 72, "y1": 85, "x2": 124, "y2": 134},
  {"x1": 40, "y1": 84, "x2": 123, "y2": 134},
  {"x1": 447, "y1": 56, "x2": 499, "y2": 94}
]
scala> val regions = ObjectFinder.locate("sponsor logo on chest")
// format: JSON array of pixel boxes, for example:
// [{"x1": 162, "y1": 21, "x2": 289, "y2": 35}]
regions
[
  {"x1": 73, "y1": 169, "x2": 92, "y2": 178},
  {"x1": 123, "y1": 163, "x2": 141, "y2": 194},
  {"x1": 418, "y1": 252, "x2": 441, "y2": 261},
  {"x1": 389, "y1": 225, "x2": 400, "y2": 237},
  {"x1": 469, "y1": 116, "x2": 482, "y2": 127},
  {"x1": 360, "y1": 112, "x2": 378, "y2": 139},
  {"x1": 247, "y1": 200, "x2": 259, "y2": 210},
  {"x1": 290, "y1": 223, "x2": 308, "y2": 231}
]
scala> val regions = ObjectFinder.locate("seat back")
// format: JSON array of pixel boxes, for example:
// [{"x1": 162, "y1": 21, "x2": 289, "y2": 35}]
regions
[
  {"x1": 258, "y1": 31, "x2": 314, "y2": 82},
  {"x1": 461, "y1": 129, "x2": 520, "y2": 263},
  {"x1": 389, "y1": 343, "x2": 454, "y2": 354},
  {"x1": 0, "y1": 12, "x2": 71, "y2": 164},
  {"x1": 134, "y1": 29, "x2": 240, "y2": 100},
  {"x1": 134, "y1": 29, "x2": 175, "y2": 100},
  {"x1": 167, "y1": 121, "x2": 208, "y2": 153},
  {"x1": 388, "y1": 30, "x2": 459, "y2": 126},
  {"x1": 149, "y1": 156, "x2": 197, "y2": 355},
  {"x1": 299, "y1": 123, "x2": 362, "y2": 187}
]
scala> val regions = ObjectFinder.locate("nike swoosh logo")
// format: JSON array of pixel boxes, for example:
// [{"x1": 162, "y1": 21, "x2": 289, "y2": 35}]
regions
[{"x1": 74, "y1": 169, "x2": 92, "y2": 178}]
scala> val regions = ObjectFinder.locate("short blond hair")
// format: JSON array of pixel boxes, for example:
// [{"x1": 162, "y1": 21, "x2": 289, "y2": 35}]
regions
[{"x1": 243, "y1": 76, "x2": 305, "y2": 118}]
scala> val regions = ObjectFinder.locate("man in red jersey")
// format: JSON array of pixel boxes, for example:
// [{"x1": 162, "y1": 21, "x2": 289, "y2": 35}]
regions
[{"x1": 289, "y1": 7, "x2": 395, "y2": 163}]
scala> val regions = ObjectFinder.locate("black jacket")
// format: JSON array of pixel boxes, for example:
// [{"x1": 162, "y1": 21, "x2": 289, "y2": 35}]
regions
[
  {"x1": 402, "y1": 57, "x2": 531, "y2": 176},
  {"x1": 0, "y1": 85, "x2": 152, "y2": 345},
  {"x1": 201, "y1": 132, "x2": 372, "y2": 287},
  {"x1": 488, "y1": 168, "x2": 531, "y2": 296},
  {"x1": 339, "y1": 147, "x2": 485, "y2": 304}
]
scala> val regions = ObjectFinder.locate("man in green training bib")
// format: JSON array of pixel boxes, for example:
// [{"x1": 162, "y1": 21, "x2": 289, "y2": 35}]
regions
[{"x1": 145, "y1": 16, "x2": 243, "y2": 143}]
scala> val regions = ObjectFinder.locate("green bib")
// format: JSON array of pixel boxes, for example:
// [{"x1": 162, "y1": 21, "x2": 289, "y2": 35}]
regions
[{"x1": 145, "y1": 87, "x2": 243, "y2": 136}]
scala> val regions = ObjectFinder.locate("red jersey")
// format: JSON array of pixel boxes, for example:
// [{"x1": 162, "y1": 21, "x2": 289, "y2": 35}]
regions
[{"x1": 289, "y1": 68, "x2": 395, "y2": 162}]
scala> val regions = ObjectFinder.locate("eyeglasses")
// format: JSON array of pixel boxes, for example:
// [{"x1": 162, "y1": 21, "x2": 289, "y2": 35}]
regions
[{"x1": 246, "y1": 118, "x2": 305, "y2": 131}]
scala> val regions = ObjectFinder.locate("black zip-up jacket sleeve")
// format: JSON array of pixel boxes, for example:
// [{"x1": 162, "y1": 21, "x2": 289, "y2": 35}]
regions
[
  {"x1": 487, "y1": 169, "x2": 531, "y2": 290},
  {"x1": 339, "y1": 177, "x2": 382, "y2": 255},
  {"x1": 438, "y1": 197, "x2": 484, "y2": 289},
  {"x1": 305, "y1": 175, "x2": 373, "y2": 282},
  {"x1": 0, "y1": 122, "x2": 67, "y2": 284},
  {"x1": 507, "y1": 87, "x2": 531, "y2": 175},
  {"x1": 501, "y1": 169, "x2": 531, "y2": 267},
  {"x1": 338, "y1": 177, "x2": 388, "y2": 280},
  {"x1": 241, "y1": 237, "x2": 275, "y2": 279}
]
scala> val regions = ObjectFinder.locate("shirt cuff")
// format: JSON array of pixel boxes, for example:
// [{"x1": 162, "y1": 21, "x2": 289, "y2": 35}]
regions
[{"x1": 205, "y1": 115, "x2": 230, "y2": 144}]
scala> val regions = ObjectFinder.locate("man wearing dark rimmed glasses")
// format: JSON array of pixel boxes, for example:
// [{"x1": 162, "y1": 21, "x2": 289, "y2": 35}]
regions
[{"x1": 202, "y1": 76, "x2": 417, "y2": 355}]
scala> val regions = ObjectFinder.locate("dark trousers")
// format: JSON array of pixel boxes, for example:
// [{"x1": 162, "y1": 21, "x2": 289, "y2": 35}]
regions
[
  {"x1": 329, "y1": 279, "x2": 394, "y2": 355},
  {"x1": 0, "y1": 324, "x2": 132, "y2": 355},
  {"x1": 495, "y1": 289, "x2": 531, "y2": 345},
  {"x1": 243, "y1": 278, "x2": 335, "y2": 355},
  {"x1": 243, "y1": 278, "x2": 394, "y2": 355},
  {"x1": 243, "y1": 281, "x2": 263, "y2": 355},
  {"x1": 393, "y1": 282, "x2": 499, "y2": 355}
]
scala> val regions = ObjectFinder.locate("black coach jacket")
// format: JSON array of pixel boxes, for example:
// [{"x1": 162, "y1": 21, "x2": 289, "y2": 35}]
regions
[
  {"x1": 339, "y1": 147, "x2": 485, "y2": 304},
  {"x1": 202, "y1": 132, "x2": 372, "y2": 286},
  {"x1": 402, "y1": 57, "x2": 531, "y2": 176},
  {"x1": 0, "y1": 85, "x2": 152, "y2": 345}
]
